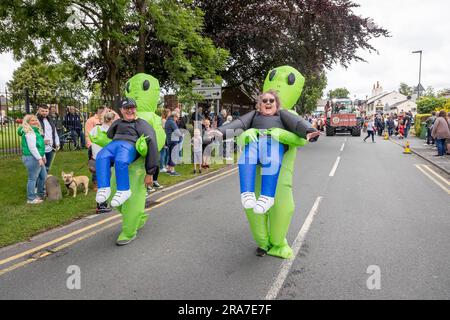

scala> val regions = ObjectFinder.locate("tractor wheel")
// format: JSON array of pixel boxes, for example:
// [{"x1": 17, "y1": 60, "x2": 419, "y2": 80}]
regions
[
  {"x1": 326, "y1": 126, "x2": 335, "y2": 136},
  {"x1": 351, "y1": 127, "x2": 361, "y2": 136}
]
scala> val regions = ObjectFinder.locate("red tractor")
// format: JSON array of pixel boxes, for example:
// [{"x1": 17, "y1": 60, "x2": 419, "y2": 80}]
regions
[{"x1": 324, "y1": 98, "x2": 363, "y2": 136}]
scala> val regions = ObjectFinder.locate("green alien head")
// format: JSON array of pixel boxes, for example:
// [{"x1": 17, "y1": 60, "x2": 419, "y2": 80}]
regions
[
  {"x1": 263, "y1": 66, "x2": 305, "y2": 110},
  {"x1": 124, "y1": 73, "x2": 160, "y2": 112}
]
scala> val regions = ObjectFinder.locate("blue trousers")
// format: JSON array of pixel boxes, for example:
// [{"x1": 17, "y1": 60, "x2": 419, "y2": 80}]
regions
[
  {"x1": 96, "y1": 140, "x2": 137, "y2": 191},
  {"x1": 22, "y1": 155, "x2": 47, "y2": 201},
  {"x1": 238, "y1": 137, "x2": 284, "y2": 198}
]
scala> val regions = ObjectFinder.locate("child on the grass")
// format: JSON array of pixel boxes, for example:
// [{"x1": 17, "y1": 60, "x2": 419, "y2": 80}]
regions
[{"x1": 192, "y1": 128, "x2": 202, "y2": 174}]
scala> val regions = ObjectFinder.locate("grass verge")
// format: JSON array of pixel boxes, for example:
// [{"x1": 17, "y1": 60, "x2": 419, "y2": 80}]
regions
[{"x1": 0, "y1": 149, "x2": 228, "y2": 248}]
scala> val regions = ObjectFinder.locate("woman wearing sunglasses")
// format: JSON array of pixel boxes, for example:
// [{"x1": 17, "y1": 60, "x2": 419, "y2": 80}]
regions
[{"x1": 213, "y1": 90, "x2": 319, "y2": 215}]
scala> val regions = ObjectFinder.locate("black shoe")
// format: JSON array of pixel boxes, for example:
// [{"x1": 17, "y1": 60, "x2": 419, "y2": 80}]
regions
[
  {"x1": 96, "y1": 202, "x2": 112, "y2": 214},
  {"x1": 256, "y1": 247, "x2": 267, "y2": 257},
  {"x1": 193, "y1": 170, "x2": 196, "y2": 174}
]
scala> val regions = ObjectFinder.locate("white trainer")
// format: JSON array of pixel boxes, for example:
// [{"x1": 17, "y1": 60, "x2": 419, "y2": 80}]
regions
[
  {"x1": 241, "y1": 192, "x2": 256, "y2": 209},
  {"x1": 96, "y1": 187, "x2": 111, "y2": 204},
  {"x1": 110, "y1": 190, "x2": 132, "y2": 207},
  {"x1": 253, "y1": 196, "x2": 275, "y2": 214}
]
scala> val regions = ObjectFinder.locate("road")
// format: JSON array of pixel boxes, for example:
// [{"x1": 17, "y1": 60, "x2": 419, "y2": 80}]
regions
[{"x1": 0, "y1": 133, "x2": 449, "y2": 300}]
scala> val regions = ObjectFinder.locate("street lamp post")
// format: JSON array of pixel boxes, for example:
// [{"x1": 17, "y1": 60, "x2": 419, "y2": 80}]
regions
[{"x1": 412, "y1": 50, "x2": 423, "y2": 98}]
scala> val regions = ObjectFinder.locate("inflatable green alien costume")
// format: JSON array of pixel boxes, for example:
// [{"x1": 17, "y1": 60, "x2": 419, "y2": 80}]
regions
[
  {"x1": 92, "y1": 73, "x2": 165, "y2": 244},
  {"x1": 232, "y1": 66, "x2": 315, "y2": 259}
]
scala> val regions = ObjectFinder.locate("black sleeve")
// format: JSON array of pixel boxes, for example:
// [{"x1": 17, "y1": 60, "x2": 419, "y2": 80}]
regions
[
  {"x1": 279, "y1": 110, "x2": 317, "y2": 139},
  {"x1": 217, "y1": 111, "x2": 256, "y2": 139},
  {"x1": 136, "y1": 120, "x2": 159, "y2": 175},
  {"x1": 107, "y1": 120, "x2": 120, "y2": 139}
]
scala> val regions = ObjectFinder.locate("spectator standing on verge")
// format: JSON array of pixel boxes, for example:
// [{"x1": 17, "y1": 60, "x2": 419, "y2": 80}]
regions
[
  {"x1": 425, "y1": 111, "x2": 436, "y2": 146},
  {"x1": 37, "y1": 105, "x2": 60, "y2": 172},
  {"x1": 431, "y1": 110, "x2": 450, "y2": 157},
  {"x1": 159, "y1": 108, "x2": 171, "y2": 173},
  {"x1": 18, "y1": 115, "x2": 47, "y2": 204},
  {"x1": 64, "y1": 106, "x2": 85, "y2": 149},
  {"x1": 202, "y1": 118, "x2": 213, "y2": 168},
  {"x1": 223, "y1": 115, "x2": 234, "y2": 161},
  {"x1": 49, "y1": 106, "x2": 64, "y2": 141},
  {"x1": 192, "y1": 128, "x2": 203, "y2": 174},
  {"x1": 165, "y1": 110, "x2": 183, "y2": 176},
  {"x1": 403, "y1": 111, "x2": 412, "y2": 138}
]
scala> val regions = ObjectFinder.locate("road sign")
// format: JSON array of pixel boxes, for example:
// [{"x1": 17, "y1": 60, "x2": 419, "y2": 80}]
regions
[{"x1": 192, "y1": 79, "x2": 222, "y2": 100}]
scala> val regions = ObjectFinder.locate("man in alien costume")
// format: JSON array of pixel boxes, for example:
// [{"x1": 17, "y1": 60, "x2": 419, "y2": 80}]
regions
[
  {"x1": 92, "y1": 73, "x2": 166, "y2": 245},
  {"x1": 218, "y1": 66, "x2": 319, "y2": 259}
]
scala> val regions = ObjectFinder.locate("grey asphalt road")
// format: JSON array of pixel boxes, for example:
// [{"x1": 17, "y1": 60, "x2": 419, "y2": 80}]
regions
[{"x1": 0, "y1": 133, "x2": 449, "y2": 299}]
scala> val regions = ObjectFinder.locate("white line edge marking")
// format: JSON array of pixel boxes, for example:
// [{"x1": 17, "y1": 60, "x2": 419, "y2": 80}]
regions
[
  {"x1": 265, "y1": 196, "x2": 323, "y2": 300},
  {"x1": 415, "y1": 164, "x2": 450, "y2": 195},
  {"x1": 329, "y1": 156, "x2": 341, "y2": 177}
]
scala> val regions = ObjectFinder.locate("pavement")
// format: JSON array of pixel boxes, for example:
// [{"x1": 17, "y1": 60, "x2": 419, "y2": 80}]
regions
[{"x1": 388, "y1": 134, "x2": 450, "y2": 175}]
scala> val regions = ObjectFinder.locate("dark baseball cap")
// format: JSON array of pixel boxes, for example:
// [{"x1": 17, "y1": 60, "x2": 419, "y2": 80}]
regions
[{"x1": 120, "y1": 97, "x2": 137, "y2": 109}]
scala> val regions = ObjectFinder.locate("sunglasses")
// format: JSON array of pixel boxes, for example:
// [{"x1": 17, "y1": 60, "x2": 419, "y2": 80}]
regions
[{"x1": 262, "y1": 98, "x2": 275, "y2": 104}]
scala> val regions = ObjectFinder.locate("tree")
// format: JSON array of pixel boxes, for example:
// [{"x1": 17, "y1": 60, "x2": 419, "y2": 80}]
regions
[
  {"x1": 298, "y1": 72, "x2": 327, "y2": 114},
  {"x1": 416, "y1": 96, "x2": 447, "y2": 114},
  {"x1": 0, "y1": 0, "x2": 229, "y2": 99},
  {"x1": 7, "y1": 58, "x2": 86, "y2": 105},
  {"x1": 195, "y1": 0, "x2": 388, "y2": 90},
  {"x1": 423, "y1": 86, "x2": 436, "y2": 98},
  {"x1": 399, "y1": 82, "x2": 413, "y2": 96},
  {"x1": 327, "y1": 88, "x2": 350, "y2": 99}
]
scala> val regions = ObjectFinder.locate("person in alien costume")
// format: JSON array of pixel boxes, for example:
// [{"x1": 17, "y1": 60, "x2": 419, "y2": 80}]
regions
[
  {"x1": 91, "y1": 73, "x2": 166, "y2": 245},
  {"x1": 215, "y1": 66, "x2": 319, "y2": 258}
]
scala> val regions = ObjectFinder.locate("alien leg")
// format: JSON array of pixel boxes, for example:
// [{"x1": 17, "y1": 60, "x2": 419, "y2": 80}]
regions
[
  {"x1": 111, "y1": 158, "x2": 147, "y2": 241},
  {"x1": 267, "y1": 147, "x2": 297, "y2": 259}
]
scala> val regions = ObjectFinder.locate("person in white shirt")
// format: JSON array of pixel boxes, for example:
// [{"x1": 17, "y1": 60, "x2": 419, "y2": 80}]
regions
[
  {"x1": 192, "y1": 128, "x2": 203, "y2": 174},
  {"x1": 37, "y1": 105, "x2": 60, "y2": 172}
]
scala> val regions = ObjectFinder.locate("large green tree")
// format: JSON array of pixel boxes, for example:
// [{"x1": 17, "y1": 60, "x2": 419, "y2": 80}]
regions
[
  {"x1": 327, "y1": 88, "x2": 350, "y2": 99},
  {"x1": 7, "y1": 59, "x2": 86, "y2": 105},
  {"x1": 399, "y1": 82, "x2": 413, "y2": 96},
  {"x1": 195, "y1": 0, "x2": 388, "y2": 113},
  {"x1": 0, "y1": 0, "x2": 229, "y2": 99}
]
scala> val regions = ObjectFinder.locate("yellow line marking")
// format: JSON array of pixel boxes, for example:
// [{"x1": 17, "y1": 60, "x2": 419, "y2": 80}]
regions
[
  {"x1": 415, "y1": 164, "x2": 450, "y2": 195},
  {"x1": 0, "y1": 215, "x2": 121, "y2": 267},
  {"x1": 0, "y1": 169, "x2": 237, "y2": 276},
  {"x1": 421, "y1": 165, "x2": 450, "y2": 186}
]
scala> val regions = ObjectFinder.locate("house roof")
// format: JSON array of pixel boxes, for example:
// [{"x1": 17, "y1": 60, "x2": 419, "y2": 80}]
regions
[{"x1": 366, "y1": 92, "x2": 391, "y2": 105}]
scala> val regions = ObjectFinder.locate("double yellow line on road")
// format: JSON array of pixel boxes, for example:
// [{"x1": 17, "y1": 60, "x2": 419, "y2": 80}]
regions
[
  {"x1": 0, "y1": 168, "x2": 238, "y2": 277},
  {"x1": 415, "y1": 164, "x2": 450, "y2": 195}
]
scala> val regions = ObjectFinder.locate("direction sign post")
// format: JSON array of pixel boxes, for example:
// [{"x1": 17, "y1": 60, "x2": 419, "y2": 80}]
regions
[{"x1": 192, "y1": 79, "x2": 222, "y2": 100}]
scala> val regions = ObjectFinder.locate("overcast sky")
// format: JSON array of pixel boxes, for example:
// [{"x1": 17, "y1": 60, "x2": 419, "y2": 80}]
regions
[{"x1": 1, "y1": 0, "x2": 449, "y2": 99}]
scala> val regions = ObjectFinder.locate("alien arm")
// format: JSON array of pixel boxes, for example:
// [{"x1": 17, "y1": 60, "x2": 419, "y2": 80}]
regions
[
  {"x1": 137, "y1": 120, "x2": 159, "y2": 175},
  {"x1": 217, "y1": 111, "x2": 256, "y2": 139},
  {"x1": 279, "y1": 110, "x2": 318, "y2": 139},
  {"x1": 106, "y1": 120, "x2": 120, "y2": 140}
]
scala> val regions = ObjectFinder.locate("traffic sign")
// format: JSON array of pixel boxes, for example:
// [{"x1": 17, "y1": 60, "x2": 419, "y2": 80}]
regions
[{"x1": 192, "y1": 79, "x2": 222, "y2": 100}]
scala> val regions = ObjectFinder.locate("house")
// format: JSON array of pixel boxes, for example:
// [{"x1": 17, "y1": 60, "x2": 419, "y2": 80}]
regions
[{"x1": 363, "y1": 82, "x2": 417, "y2": 115}]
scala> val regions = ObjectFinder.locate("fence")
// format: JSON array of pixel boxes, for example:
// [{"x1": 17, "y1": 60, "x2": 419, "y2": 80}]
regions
[{"x1": 0, "y1": 90, "x2": 116, "y2": 157}]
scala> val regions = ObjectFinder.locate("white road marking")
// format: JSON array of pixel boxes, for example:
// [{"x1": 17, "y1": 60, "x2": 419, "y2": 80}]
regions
[
  {"x1": 329, "y1": 156, "x2": 341, "y2": 177},
  {"x1": 265, "y1": 196, "x2": 323, "y2": 300},
  {"x1": 340, "y1": 142, "x2": 345, "y2": 152},
  {"x1": 415, "y1": 164, "x2": 450, "y2": 195}
]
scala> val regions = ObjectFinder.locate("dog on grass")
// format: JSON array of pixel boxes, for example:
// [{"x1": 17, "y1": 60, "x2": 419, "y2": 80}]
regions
[
  {"x1": 45, "y1": 175, "x2": 62, "y2": 201},
  {"x1": 61, "y1": 171, "x2": 89, "y2": 197}
]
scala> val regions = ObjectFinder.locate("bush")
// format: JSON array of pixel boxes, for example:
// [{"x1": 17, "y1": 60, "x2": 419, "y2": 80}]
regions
[
  {"x1": 414, "y1": 114, "x2": 431, "y2": 136},
  {"x1": 416, "y1": 97, "x2": 447, "y2": 114}
]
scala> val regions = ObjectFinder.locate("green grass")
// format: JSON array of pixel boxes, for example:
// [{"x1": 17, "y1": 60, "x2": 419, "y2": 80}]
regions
[{"x1": 0, "y1": 149, "x2": 228, "y2": 248}]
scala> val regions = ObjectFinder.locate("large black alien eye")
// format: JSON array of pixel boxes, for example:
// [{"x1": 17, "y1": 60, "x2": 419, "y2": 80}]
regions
[
  {"x1": 143, "y1": 80, "x2": 150, "y2": 91},
  {"x1": 269, "y1": 70, "x2": 277, "y2": 81},
  {"x1": 126, "y1": 82, "x2": 130, "y2": 93},
  {"x1": 288, "y1": 73, "x2": 296, "y2": 85}
]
